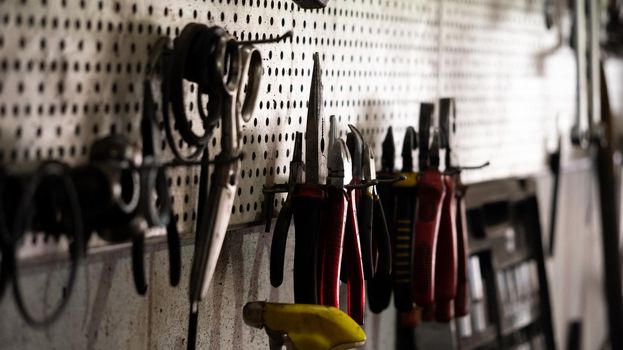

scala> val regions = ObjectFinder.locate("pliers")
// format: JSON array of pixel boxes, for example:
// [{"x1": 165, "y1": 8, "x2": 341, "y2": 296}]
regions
[
  {"x1": 317, "y1": 133, "x2": 365, "y2": 325},
  {"x1": 346, "y1": 126, "x2": 370, "y2": 279},
  {"x1": 269, "y1": 132, "x2": 304, "y2": 287},
  {"x1": 269, "y1": 52, "x2": 326, "y2": 304},
  {"x1": 362, "y1": 141, "x2": 393, "y2": 313},
  {"x1": 367, "y1": 128, "x2": 398, "y2": 313},
  {"x1": 433, "y1": 98, "x2": 459, "y2": 322},
  {"x1": 347, "y1": 125, "x2": 393, "y2": 313},
  {"x1": 412, "y1": 103, "x2": 446, "y2": 314},
  {"x1": 436, "y1": 98, "x2": 490, "y2": 319}
]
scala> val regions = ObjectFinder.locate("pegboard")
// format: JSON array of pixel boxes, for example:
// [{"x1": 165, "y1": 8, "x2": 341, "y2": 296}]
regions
[{"x1": 0, "y1": 0, "x2": 576, "y2": 250}]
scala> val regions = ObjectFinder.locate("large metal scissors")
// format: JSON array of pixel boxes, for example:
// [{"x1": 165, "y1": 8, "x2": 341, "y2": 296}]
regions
[{"x1": 185, "y1": 26, "x2": 262, "y2": 350}]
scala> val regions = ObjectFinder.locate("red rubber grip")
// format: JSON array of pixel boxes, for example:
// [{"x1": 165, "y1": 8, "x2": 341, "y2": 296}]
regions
[
  {"x1": 318, "y1": 188, "x2": 347, "y2": 308},
  {"x1": 435, "y1": 175, "x2": 458, "y2": 322},
  {"x1": 412, "y1": 170, "x2": 445, "y2": 306},
  {"x1": 344, "y1": 189, "x2": 365, "y2": 324},
  {"x1": 454, "y1": 181, "x2": 470, "y2": 317}
]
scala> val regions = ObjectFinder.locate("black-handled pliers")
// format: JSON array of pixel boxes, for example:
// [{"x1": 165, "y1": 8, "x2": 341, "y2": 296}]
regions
[{"x1": 269, "y1": 132, "x2": 304, "y2": 287}]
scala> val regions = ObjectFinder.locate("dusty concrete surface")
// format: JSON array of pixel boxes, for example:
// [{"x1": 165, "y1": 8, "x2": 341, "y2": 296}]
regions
[{"x1": 0, "y1": 230, "x2": 396, "y2": 349}]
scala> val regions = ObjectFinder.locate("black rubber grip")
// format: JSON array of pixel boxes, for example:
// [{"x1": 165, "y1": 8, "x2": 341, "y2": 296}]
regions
[
  {"x1": 393, "y1": 189, "x2": 417, "y2": 311},
  {"x1": 291, "y1": 188, "x2": 323, "y2": 304},
  {"x1": 270, "y1": 199, "x2": 293, "y2": 287},
  {"x1": 373, "y1": 196, "x2": 392, "y2": 277},
  {"x1": 358, "y1": 193, "x2": 374, "y2": 280},
  {"x1": 166, "y1": 212, "x2": 182, "y2": 287},
  {"x1": 131, "y1": 235, "x2": 148, "y2": 295}
]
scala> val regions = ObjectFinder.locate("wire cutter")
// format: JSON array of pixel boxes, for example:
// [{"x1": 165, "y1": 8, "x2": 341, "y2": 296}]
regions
[
  {"x1": 269, "y1": 52, "x2": 326, "y2": 304},
  {"x1": 318, "y1": 130, "x2": 365, "y2": 325},
  {"x1": 362, "y1": 142, "x2": 393, "y2": 313},
  {"x1": 412, "y1": 103, "x2": 446, "y2": 314},
  {"x1": 346, "y1": 126, "x2": 393, "y2": 313},
  {"x1": 365, "y1": 128, "x2": 398, "y2": 313},
  {"x1": 346, "y1": 126, "x2": 372, "y2": 280}
]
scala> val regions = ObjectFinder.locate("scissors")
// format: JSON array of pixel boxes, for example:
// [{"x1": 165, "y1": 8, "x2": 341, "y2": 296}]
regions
[{"x1": 170, "y1": 24, "x2": 262, "y2": 350}]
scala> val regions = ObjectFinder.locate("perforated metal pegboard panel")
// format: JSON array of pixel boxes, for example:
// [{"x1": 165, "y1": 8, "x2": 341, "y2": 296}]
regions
[{"x1": 0, "y1": 0, "x2": 576, "y2": 245}]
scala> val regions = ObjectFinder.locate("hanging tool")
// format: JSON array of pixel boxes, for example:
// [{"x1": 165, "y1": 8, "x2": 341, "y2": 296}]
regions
[
  {"x1": 393, "y1": 126, "x2": 418, "y2": 311},
  {"x1": 318, "y1": 119, "x2": 365, "y2": 325},
  {"x1": 243, "y1": 302, "x2": 366, "y2": 350},
  {"x1": 367, "y1": 127, "x2": 396, "y2": 313},
  {"x1": 132, "y1": 39, "x2": 181, "y2": 292},
  {"x1": 412, "y1": 103, "x2": 446, "y2": 314},
  {"x1": 437, "y1": 98, "x2": 489, "y2": 319},
  {"x1": 6, "y1": 161, "x2": 84, "y2": 327},
  {"x1": 268, "y1": 52, "x2": 325, "y2": 304},
  {"x1": 291, "y1": 0, "x2": 329, "y2": 9},
  {"x1": 435, "y1": 98, "x2": 458, "y2": 322},
  {"x1": 346, "y1": 126, "x2": 373, "y2": 280},
  {"x1": 269, "y1": 132, "x2": 304, "y2": 287},
  {"x1": 547, "y1": 136, "x2": 561, "y2": 256},
  {"x1": 454, "y1": 178, "x2": 470, "y2": 318},
  {"x1": 568, "y1": 0, "x2": 623, "y2": 346},
  {"x1": 595, "y1": 61, "x2": 623, "y2": 350},
  {"x1": 347, "y1": 125, "x2": 393, "y2": 313},
  {"x1": 169, "y1": 25, "x2": 263, "y2": 350}
]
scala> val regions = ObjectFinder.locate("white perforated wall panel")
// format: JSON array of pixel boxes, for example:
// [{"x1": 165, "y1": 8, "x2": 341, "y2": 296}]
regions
[{"x1": 0, "y1": 0, "x2": 575, "y2": 248}]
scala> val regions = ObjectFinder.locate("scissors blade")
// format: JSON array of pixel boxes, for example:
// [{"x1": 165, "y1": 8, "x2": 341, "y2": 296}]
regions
[
  {"x1": 190, "y1": 156, "x2": 241, "y2": 303},
  {"x1": 305, "y1": 53, "x2": 325, "y2": 185}
]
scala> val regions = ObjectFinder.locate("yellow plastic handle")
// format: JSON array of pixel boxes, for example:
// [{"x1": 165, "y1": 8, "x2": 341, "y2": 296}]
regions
[{"x1": 243, "y1": 302, "x2": 366, "y2": 350}]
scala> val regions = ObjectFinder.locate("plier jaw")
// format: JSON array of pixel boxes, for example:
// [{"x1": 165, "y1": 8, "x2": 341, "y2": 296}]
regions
[
  {"x1": 381, "y1": 127, "x2": 396, "y2": 174},
  {"x1": 362, "y1": 145, "x2": 377, "y2": 196},
  {"x1": 327, "y1": 139, "x2": 353, "y2": 188},
  {"x1": 346, "y1": 125, "x2": 364, "y2": 181},
  {"x1": 401, "y1": 127, "x2": 418, "y2": 173}
]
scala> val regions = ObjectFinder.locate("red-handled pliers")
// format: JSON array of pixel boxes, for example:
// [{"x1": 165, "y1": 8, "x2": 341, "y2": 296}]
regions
[
  {"x1": 434, "y1": 98, "x2": 459, "y2": 322},
  {"x1": 318, "y1": 133, "x2": 365, "y2": 325},
  {"x1": 412, "y1": 104, "x2": 446, "y2": 310}
]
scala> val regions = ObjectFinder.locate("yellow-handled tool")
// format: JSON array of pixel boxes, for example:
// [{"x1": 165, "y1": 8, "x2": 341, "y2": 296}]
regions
[{"x1": 243, "y1": 302, "x2": 366, "y2": 350}]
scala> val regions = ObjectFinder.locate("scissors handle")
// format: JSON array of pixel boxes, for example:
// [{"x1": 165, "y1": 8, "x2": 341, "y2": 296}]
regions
[{"x1": 236, "y1": 44, "x2": 263, "y2": 123}]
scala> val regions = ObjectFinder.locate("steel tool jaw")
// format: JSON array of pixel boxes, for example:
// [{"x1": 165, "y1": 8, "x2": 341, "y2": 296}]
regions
[
  {"x1": 418, "y1": 103, "x2": 434, "y2": 171},
  {"x1": 401, "y1": 127, "x2": 418, "y2": 172},
  {"x1": 429, "y1": 130, "x2": 441, "y2": 169},
  {"x1": 381, "y1": 127, "x2": 395, "y2": 173},
  {"x1": 327, "y1": 139, "x2": 353, "y2": 188},
  {"x1": 305, "y1": 53, "x2": 326, "y2": 185},
  {"x1": 328, "y1": 115, "x2": 338, "y2": 159},
  {"x1": 363, "y1": 145, "x2": 376, "y2": 196},
  {"x1": 290, "y1": 132, "x2": 304, "y2": 185},
  {"x1": 346, "y1": 125, "x2": 364, "y2": 178}
]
